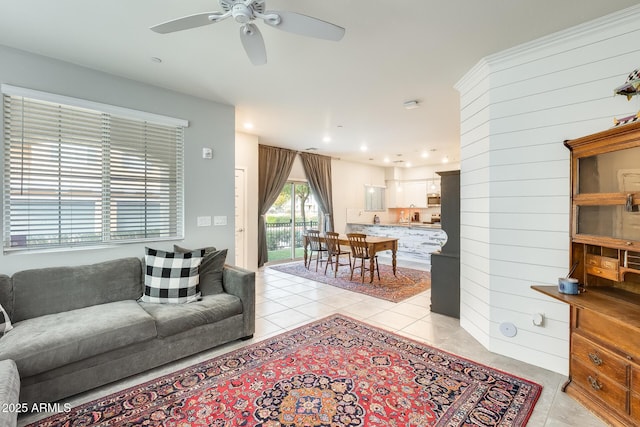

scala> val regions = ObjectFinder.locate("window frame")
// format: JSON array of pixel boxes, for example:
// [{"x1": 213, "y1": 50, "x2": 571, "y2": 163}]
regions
[{"x1": 1, "y1": 84, "x2": 189, "y2": 253}]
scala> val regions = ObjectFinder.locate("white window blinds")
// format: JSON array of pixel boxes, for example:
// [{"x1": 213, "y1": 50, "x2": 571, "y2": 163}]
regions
[{"x1": 2, "y1": 87, "x2": 186, "y2": 252}]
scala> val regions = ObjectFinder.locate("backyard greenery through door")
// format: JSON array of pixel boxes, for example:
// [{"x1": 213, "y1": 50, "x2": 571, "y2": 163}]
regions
[{"x1": 266, "y1": 181, "x2": 319, "y2": 263}]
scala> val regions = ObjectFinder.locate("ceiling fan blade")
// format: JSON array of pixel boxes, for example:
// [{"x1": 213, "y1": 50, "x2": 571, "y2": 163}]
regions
[
  {"x1": 240, "y1": 23, "x2": 267, "y2": 66},
  {"x1": 150, "y1": 12, "x2": 225, "y2": 34},
  {"x1": 262, "y1": 10, "x2": 345, "y2": 41}
]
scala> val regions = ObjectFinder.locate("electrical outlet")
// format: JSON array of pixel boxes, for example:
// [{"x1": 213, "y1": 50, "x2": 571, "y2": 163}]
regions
[
  {"x1": 213, "y1": 215, "x2": 227, "y2": 226},
  {"x1": 197, "y1": 216, "x2": 212, "y2": 227}
]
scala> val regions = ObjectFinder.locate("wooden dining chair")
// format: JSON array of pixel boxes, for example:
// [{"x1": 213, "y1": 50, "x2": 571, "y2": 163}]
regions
[
  {"x1": 306, "y1": 229, "x2": 328, "y2": 271},
  {"x1": 324, "y1": 231, "x2": 352, "y2": 277},
  {"x1": 347, "y1": 233, "x2": 380, "y2": 282}
]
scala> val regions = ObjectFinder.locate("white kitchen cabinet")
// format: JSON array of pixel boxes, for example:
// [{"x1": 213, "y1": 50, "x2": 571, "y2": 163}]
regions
[
  {"x1": 402, "y1": 180, "x2": 427, "y2": 207},
  {"x1": 386, "y1": 180, "x2": 403, "y2": 208},
  {"x1": 386, "y1": 180, "x2": 427, "y2": 208}
]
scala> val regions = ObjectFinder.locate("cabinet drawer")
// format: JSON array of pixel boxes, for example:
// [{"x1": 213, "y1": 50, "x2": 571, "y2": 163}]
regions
[
  {"x1": 585, "y1": 265, "x2": 618, "y2": 281},
  {"x1": 585, "y1": 254, "x2": 600, "y2": 267},
  {"x1": 632, "y1": 367, "x2": 640, "y2": 395},
  {"x1": 572, "y1": 359, "x2": 628, "y2": 414},
  {"x1": 575, "y1": 308, "x2": 640, "y2": 360},
  {"x1": 585, "y1": 254, "x2": 619, "y2": 269},
  {"x1": 632, "y1": 393, "x2": 640, "y2": 419},
  {"x1": 585, "y1": 254, "x2": 619, "y2": 270},
  {"x1": 572, "y1": 333, "x2": 628, "y2": 385}
]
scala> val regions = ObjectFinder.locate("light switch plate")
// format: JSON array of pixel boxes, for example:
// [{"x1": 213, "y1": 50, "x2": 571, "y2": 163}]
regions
[
  {"x1": 197, "y1": 216, "x2": 212, "y2": 227},
  {"x1": 213, "y1": 215, "x2": 227, "y2": 226},
  {"x1": 202, "y1": 147, "x2": 213, "y2": 159}
]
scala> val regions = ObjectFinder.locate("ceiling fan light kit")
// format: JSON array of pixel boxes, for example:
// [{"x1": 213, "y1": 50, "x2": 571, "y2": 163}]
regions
[{"x1": 150, "y1": 0, "x2": 345, "y2": 65}]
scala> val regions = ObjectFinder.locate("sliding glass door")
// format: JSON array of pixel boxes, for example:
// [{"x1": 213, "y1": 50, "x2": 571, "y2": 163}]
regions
[{"x1": 266, "y1": 181, "x2": 319, "y2": 263}]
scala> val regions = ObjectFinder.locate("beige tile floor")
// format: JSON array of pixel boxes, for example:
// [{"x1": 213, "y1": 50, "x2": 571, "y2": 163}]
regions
[{"x1": 19, "y1": 259, "x2": 606, "y2": 427}]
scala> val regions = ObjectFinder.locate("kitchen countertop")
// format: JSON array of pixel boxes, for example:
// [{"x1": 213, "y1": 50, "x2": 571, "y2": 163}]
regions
[
  {"x1": 349, "y1": 222, "x2": 442, "y2": 229},
  {"x1": 346, "y1": 222, "x2": 447, "y2": 264}
]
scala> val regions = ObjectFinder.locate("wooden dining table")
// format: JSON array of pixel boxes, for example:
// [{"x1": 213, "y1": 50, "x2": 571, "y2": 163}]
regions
[{"x1": 302, "y1": 233, "x2": 399, "y2": 283}]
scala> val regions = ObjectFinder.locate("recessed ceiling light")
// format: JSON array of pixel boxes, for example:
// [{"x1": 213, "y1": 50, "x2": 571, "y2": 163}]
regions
[
  {"x1": 383, "y1": 157, "x2": 390, "y2": 163},
  {"x1": 243, "y1": 122, "x2": 254, "y2": 130},
  {"x1": 442, "y1": 156, "x2": 449, "y2": 164},
  {"x1": 421, "y1": 151, "x2": 429, "y2": 158},
  {"x1": 151, "y1": 57, "x2": 162, "y2": 63},
  {"x1": 405, "y1": 162, "x2": 412, "y2": 167},
  {"x1": 323, "y1": 136, "x2": 332, "y2": 143},
  {"x1": 360, "y1": 144, "x2": 368, "y2": 152}
]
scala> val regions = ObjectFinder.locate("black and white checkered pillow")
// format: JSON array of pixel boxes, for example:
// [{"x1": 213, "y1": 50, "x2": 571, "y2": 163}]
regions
[
  {"x1": 0, "y1": 302, "x2": 12, "y2": 337},
  {"x1": 140, "y1": 247, "x2": 205, "y2": 304}
]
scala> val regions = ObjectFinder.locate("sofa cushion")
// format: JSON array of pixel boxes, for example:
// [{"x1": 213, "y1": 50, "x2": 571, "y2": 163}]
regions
[
  {"x1": 0, "y1": 300, "x2": 157, "y2": 377},
  {"x1": 174, "y1": 246, "x2": 227, "y2": 295},
  {"x1": 0, "y1": 303, "x2": 12, "y2": 337},
  {"x1": 12, "y1": 258, "x2": 143, "y2": 322},
  {"x1": 139, "y1": 293, "x2": 242, "y2": 338},
  {"x1": 142, "y1": 248, "x2": 205, "y2": 304}
]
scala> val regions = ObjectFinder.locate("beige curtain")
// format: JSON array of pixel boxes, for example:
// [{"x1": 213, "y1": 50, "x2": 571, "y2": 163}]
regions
[
  {"x1": 300, "y1": 152, "x2": 334, "y2": 232},
  {"x1": 258, "y1": 144, "x2": 297, "y2": 267}
]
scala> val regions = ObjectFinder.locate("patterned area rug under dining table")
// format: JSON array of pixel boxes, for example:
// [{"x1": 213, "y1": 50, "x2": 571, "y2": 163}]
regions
[
  {"x1": 29, "y1": 314, "x2": 542, "y2": 427},
  {"x1": 268, "y1": 261, "x2": 430, "y2": 302}
]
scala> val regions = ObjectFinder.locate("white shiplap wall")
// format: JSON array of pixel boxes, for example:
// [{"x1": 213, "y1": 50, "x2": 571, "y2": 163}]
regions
[{"x1": 455, "y1": 5, "x2": 640, "y2": 374}]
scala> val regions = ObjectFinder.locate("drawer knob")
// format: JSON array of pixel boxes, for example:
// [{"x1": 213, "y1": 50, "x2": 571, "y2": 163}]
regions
[
  {"x1": 588, "y1": 375, "x2": 602, "y2": 391},
  {"x1": 588, "y1": 352, "x2": 603, "y2": 366}
]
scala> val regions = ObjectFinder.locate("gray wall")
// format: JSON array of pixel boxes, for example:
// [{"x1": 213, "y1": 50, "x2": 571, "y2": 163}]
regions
[{"x1": 0, "y1": 45, "x2": 236, "y2": 275}]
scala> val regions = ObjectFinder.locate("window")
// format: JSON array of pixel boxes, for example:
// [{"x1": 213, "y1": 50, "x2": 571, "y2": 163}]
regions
[
  {"x1": 2, "y1": 85, "x2": 188, "y2": 252},
  {"x1": 364, "y1": 185, "x2": 385, "y2": 211}
]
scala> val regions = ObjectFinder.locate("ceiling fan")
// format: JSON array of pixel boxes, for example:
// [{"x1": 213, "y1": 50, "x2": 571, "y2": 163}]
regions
[{"x1": 150, "y1": 0, "x2": 345, "y2": 66}]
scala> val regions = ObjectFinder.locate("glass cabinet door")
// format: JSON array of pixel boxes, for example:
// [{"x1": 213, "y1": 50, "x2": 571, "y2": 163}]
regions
[
  {"x1": 577, "y1": 205, "x2": 640, "y2": 242},
  {"x1": 578, "y1": 146, "x2": 640, "y2": 194},
  {"x1": 575, "y1": 145, "x2": 640, "y2": 243}
]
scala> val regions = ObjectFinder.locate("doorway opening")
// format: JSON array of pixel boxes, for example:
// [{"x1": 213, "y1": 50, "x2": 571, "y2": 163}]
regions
[{"x1": 266, "y1": 181, "x2": 319, "y2": 263}]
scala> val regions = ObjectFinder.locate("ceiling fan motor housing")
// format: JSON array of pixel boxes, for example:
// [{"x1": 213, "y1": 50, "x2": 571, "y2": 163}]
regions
[
  {"x1": 219, "y1": 0, "x2": 265, "y2": 13},
  {"x1": 232, "y1": 4, "x2": 252, "y2": 23}
]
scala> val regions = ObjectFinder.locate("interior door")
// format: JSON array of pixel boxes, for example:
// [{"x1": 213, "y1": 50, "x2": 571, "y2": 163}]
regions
[{"x1": 234, "y1": 168, "x2": 246, "y2": 268}]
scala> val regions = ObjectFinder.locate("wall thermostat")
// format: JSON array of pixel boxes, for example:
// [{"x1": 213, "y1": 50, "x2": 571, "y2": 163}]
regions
[{"x1": 202, "y1": 147, "x2": 213, "y2": 159}]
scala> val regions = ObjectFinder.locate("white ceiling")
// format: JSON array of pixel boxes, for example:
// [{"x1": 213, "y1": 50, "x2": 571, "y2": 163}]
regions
[{"x1": 0, "y1": 1, "x2": 638, "y2": 167}]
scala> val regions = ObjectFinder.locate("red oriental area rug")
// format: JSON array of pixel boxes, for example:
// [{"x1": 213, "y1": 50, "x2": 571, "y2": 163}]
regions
[
  {"x1": 269, "y1": 262, "x2": 430, "y2": 302},
  {"x1": 30, "y1": 315, "x2": 542, "y2": 427}
]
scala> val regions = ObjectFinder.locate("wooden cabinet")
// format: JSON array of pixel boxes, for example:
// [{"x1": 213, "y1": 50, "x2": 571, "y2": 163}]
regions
[{"x1": 533, "y1": 121, "x2": 640, "y2": 426}]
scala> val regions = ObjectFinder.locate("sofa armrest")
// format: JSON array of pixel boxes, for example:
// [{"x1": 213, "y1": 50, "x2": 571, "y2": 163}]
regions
[
  {"x1": 222, "y1": 265, "x2": 255, "y2": 338},
  {"x1": 0, "y1": 359, "x2": 20, "y2": 427}
]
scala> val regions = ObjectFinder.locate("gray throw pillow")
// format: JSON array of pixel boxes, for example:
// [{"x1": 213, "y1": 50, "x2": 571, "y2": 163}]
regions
[
  {"x1": 0, "y1": 302, "x2": 13, "y2": 337},
  {"x1": 173, "y1": 245, "x2": 227, "y2": 295}
]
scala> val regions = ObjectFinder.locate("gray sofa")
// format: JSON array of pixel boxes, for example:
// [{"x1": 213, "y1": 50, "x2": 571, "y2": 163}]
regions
[
  {"x1": 0, "y1": 359, "x2": 19, "y2": 427},
  {"x1": 0, "y1": 255, "x2": 255, "y2": 407}
]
